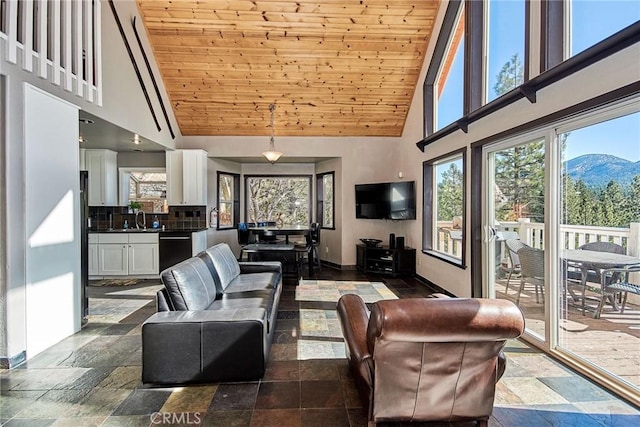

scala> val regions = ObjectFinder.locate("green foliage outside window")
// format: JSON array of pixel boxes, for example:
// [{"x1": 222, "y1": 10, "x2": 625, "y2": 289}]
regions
[{"x1": 247, "y1": 177, "x2": 310, "y2": 225}]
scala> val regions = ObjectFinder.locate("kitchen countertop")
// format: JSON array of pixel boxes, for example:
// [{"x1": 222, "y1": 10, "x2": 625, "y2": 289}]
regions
[{"x1": 90, "y1": 228, "x2": 207, "y2": 234}]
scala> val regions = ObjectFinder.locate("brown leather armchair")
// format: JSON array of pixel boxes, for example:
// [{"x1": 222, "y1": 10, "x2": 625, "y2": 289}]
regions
[{"x1": 337, "y1": 294, "x2": 525, "y2": 426}]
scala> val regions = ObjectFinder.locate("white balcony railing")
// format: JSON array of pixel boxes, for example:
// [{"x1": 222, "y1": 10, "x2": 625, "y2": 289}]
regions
[{"x1": 1, "y1": 0, "x2": 102, "y2": 105}]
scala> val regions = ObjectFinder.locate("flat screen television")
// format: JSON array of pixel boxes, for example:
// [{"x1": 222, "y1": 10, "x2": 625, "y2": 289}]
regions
[{"x1": 355, "y1": 181, "x2": 416, "y2": 220}]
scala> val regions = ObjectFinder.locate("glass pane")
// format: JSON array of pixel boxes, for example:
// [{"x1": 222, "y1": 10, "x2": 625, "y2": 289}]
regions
[
  {"x1": 218, "y1": 174, "x2": 234, "y2": 227},
  {"x1": 323, "y1": 174, "x2": 334, "y2": 228},
  {"x1": 436, "y1": 5, "x2": 465, "y2": 131},
  {"x1": 128, "y1": 172, "x2": 167, "y2": 213},
  {"x1": 491, "y1": 138, "x2": 546, "y2": 341},
  {"x1": 559, "y1": 111, "x2": 640, "y2": 390},
  {"x1": 570, "y1": 0, "x2": 640, "y2": 57},
  {"x1": 246, "y1": 177, "x2": 310, "y2": 225},
  {"x1": 218, "y1": 202, "x2": 233, "y2": 228},
  {"x1": 487, "y1": 0, "x2": 525, "y2": 102},
  {"x1": 434, "y1": 157, "x2": 463, "y2": 259}
]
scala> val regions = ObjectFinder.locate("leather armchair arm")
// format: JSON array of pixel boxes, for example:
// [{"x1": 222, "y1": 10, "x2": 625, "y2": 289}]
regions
[
  {"x1": 337, "y1": 295, "x2": 373, "y2": 367},
  {"x1": 238, "y1": 261, "x2": 283, "y2": 275}
]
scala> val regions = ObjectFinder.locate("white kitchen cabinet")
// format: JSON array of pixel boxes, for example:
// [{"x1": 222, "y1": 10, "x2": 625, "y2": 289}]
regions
[
  {"x1": 128, "y1": 233, "x2": 159, "y2": 275},
  {"x1": 88, "y1": 243, "x2": 99, "y2": 276},
  {"x1": 128, "y1": 243, "x2": 159, "y2": 275},
  {"x1": 98, "y1": 243, "x2": 129, "y2": 276},
  {"x1": 166, "y1": 149, "x2": 207, "y2": 205},
  {"x1": 92, "y1": 233, "x2": 159, "y2": 277},
  {"x1": 85, "y1": 149, "x2": 118, "y2": 206}
]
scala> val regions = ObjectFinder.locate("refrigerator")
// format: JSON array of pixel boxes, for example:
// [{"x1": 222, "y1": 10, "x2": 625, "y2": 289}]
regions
[{"x1": 80, "y1": 171, "x2": 89, "y2": 325}]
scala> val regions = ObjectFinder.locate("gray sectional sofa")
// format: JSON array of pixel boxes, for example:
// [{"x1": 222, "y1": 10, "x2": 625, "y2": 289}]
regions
[{"x1": 142, "y1": 243, "x2": 282, "y2": 384}]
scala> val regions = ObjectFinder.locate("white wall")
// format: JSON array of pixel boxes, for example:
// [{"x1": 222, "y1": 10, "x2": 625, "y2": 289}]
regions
[
  {"x1": 0, "y1": 0, "x2": 178, "y2": 364},
  {"x1": 181, "y1": 136, "x2": 412, "y2": 267},
  {"x1": 24, "y1": 85, "x2": 81, "y2": 357}
]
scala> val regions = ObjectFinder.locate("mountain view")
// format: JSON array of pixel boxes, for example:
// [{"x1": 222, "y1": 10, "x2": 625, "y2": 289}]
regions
[{"x1": 564, "y1": 154, "x2": 640, "y2": 187}]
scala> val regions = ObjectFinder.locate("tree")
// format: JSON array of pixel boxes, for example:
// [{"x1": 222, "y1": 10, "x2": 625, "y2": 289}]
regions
[
  {"x1": 600, "y1": 180, "x2": 626, "y2": 227},
  {"x1": 437, "y1": 163, "x2": 463, "y2": 221},
  {"x1": 247, "y1": 177, "x2": 310, "y2": 225},
  {"x1": 626, "y1": 175, "x2": 640, "y2": 224},
  {"x1": 492, "y1": 54, "x2": 545, "y2": 222},
  {"x1": 493, "y1": 53, "x2": 524, "y2": 97}
]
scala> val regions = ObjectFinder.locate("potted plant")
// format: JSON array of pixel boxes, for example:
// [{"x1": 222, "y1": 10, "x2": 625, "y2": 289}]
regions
[{"x1": 129, "y1": 201, "x2": 143, "y2": 213}]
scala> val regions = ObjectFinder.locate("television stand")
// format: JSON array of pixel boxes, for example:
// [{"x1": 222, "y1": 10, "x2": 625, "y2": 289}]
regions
[{"x1": 356, "y1": 244, "x2": 416, "y2": 277}]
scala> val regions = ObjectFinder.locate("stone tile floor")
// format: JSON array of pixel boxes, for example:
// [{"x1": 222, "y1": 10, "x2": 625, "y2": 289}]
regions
[{"x1": 0, "y1": 268, "x2": 638, "y2": 426}]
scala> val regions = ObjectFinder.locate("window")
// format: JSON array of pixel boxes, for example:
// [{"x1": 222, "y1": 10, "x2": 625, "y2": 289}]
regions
[
  {"x1": 245, "y1": 175, "x2": 311, "y2": 225},
  {"x1": 435, "y1": 3, "x2": 465, "y2": 131},
  {"x1": 316, "y1": 172, "x2": 335, "y2": 229},
  {"x1": 217, "y1": 172, "x2": 240, "y2": 229},
  {"x1": 423, "y1": 149, "x2": 466, "y2": 267},
  {"x1": 568, "y1": 0, "x2": 640, "y2": 58},
  {"x1": 125, "y1": 170, "x2": 167, "y2": 213},
  {"x1": 486, "y1": 0, "x2": 526, "y2": 103}
]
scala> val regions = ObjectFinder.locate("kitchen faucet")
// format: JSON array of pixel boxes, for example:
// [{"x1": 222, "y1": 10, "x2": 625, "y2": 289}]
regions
[{"x1": 135, "y1": 210, "x2": 146, "y2": 230}]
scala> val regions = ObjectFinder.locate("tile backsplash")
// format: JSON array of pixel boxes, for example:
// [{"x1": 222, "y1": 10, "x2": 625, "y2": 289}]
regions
[{"x1": 89, "y1": 206, "x2": 206, "y2": 231}]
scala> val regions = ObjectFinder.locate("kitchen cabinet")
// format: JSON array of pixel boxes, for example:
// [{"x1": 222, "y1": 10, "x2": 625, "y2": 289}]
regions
[
  {"x1": 166, "y1": 149, "x2": 207, "y2": 205},
  {"x1": 99, "y1": 242, "x2": 129, "y2": 276},
  {"x1": 85, "y1": 149, "x2": 118, "y2": 206},
  {"x1": 92, "y1": 233, "x2": 159, "y2": 277},
  {"x1": 128, "y1": 234, "x2": 159, "y2": 275},
  {"x1": 88, "y1": 234, "x2": 99, "y2": 276}
]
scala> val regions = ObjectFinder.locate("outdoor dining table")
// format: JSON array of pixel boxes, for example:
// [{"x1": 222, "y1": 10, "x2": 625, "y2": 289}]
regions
[{"x1": 563, "y1": 249, "x2": 640, "y2": 315}]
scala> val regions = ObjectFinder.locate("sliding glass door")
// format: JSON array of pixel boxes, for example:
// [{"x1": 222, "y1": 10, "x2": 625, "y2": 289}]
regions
[
  {"x1": 483, "y1": 136, "x2": 547, "y2": 342},
  {"x1": 481, "y1": 99, "x2": 639, "y2": 402}
]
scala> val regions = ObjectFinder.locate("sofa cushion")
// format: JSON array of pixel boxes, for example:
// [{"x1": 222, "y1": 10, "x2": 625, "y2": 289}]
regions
[
  {"x1": 202, "y1": 243, "x2": 241, "y2": 291},
  {"x1": 224, "y1": 272, "x2": 280, "y2": 294},
  {"x1": 161, "y1": 256, "x2": 218, "y2": 311}
]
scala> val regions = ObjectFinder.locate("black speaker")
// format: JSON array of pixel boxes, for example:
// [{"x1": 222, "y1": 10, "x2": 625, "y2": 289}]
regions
[
  {"x1": 396, "y1": 236, "x2": 405, "y2": 249},
  {"x1": 389, "y1": 233, "x2": 396, "y2": 249}
]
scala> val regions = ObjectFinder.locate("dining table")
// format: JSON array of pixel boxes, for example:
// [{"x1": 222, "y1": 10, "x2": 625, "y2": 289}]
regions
[
  {"x1": 247, "y1": 224, "x2": 313, "y2": 275},
  {"x1": 562, "y1": 249, "x2": 640, "y2": 316}
]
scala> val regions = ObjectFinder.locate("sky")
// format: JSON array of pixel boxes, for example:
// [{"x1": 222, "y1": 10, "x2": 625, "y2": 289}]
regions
[{"x1": 437, "y1": 0, "x2": 640, "y2": 162}]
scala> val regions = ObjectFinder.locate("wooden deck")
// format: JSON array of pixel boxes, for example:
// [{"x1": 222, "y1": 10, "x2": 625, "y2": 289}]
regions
[{"x1": 496, "y1": 279, "x2": 640, "y2": 388}]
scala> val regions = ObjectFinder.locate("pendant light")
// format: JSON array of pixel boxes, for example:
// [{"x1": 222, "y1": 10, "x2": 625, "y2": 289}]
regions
[{"x1": 262, "y1": 103, "x2": 283, "y2": 164}]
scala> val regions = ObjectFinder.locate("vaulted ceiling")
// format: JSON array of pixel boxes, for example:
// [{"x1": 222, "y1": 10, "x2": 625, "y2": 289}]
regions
[{"x1": 136, "y1": 0, "x2": 441, "y2": 137}]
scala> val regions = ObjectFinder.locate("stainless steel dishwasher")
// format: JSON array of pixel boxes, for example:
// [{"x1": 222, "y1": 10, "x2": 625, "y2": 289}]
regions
[{"x1": 159, "y1": 231, "x2": 193, "y2": 272}]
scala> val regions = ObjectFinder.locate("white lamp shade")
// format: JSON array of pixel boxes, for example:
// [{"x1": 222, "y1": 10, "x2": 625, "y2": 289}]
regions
[{"x1": 262, "y1": 150, "x2": 283, "y2": 163}]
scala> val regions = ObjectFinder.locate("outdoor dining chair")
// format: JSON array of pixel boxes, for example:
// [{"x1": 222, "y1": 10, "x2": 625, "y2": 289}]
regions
[
  {"x1": 502, "y1": 239, "x2": 526, "y2": 293},
  {"x1": 595, "y1": 264, "x2": 640, "y2": 319},
  {"x1": 576, "y1": 241, "x2": 626, "y2": 313},
  {"x1": 516, "y1": 245, "x2": 545, "y2": 305}
]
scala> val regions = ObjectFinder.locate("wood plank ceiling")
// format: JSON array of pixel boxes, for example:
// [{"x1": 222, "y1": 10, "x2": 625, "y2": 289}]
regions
[{"x1": 136, "y1": 0, "x2": 441, "y2": 137}]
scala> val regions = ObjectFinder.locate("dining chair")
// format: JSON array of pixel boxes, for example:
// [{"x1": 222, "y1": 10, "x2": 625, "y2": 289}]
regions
[
  {"x1": 576, "y1": 241, "x2": 625, "y2": 313},
  {"x1": 502, "y1": 239, "x2": 526, "y2": 293},
  {"x1": 595, "y1": 264, "x2": 640, "y2": 318},
  {"x1": 516, "y1": 245, "x2": 545, "y2": 304},
  {"x1": 236, "y1": 222, "x2": 256, "y2": 260}
]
